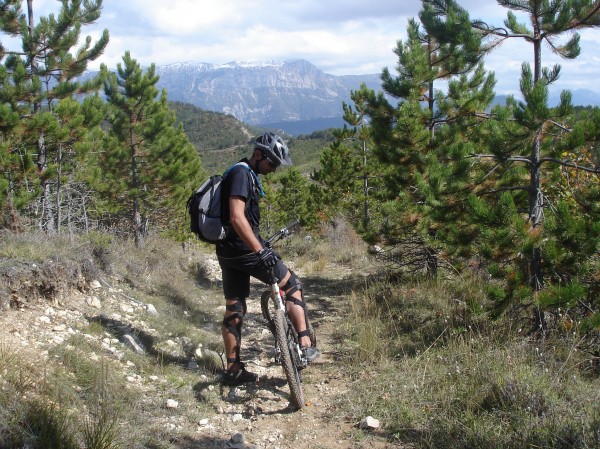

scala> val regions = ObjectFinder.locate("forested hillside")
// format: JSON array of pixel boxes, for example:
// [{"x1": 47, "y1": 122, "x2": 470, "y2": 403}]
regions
[
  {"x1": 169, "y1": 101, "x2": 257, "y2": 151},
  {"x1": 169, "y1": 101, "x2": 259, "y2": 174},
  {"x1": 170, "y1": 101, "x2": 335, "y2": 174}
]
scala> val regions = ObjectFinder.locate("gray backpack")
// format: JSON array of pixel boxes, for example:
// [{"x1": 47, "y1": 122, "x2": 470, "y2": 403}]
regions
[{"x1": 187, "y1": 162, "x2": 261, "y2": 243}]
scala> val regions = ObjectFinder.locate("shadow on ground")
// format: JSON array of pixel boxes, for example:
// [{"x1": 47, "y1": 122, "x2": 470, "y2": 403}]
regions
[{"x1": 88, "y1": 314, "x2": 222, "y2": 373}]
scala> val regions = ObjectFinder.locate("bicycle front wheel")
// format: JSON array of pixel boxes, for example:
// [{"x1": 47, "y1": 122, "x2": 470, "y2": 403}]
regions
[
  {"x1": 261, "y1": 289, "x2": 317, "y2": 347},
  {"x1": 273, "y1": 308, "x2": 305, "y2": 409}
]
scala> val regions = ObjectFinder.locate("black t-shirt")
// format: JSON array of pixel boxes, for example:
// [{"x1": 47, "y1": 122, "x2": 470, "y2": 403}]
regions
[{"x1": 217, "y1": 159, "x2": 263, "y2": 254}]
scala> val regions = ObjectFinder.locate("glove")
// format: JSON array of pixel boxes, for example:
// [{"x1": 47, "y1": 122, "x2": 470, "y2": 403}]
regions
[{"x1": 257, "y1": 247, "x2": 278, "y2": 269}]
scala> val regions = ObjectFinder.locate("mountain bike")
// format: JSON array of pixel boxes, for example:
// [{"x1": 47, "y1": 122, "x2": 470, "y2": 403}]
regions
[{"x1": 260, "y1": 220, "x2": 316, "y2": 410}]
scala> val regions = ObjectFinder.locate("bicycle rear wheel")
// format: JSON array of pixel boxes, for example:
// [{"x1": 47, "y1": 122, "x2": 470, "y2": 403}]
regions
[{"x1": 273, "y1": 308, "x2": 305, "y2": 409}]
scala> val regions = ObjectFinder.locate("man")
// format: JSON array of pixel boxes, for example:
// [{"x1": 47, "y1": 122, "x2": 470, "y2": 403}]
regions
[{"x1": 217, "y1": 132, "x2": 320, "y2": 386}]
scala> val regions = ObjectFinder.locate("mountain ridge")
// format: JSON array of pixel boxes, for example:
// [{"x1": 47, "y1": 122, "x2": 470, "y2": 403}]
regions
[
  {"x1": 154, "y1": 59, "x2": 382, "y2": 128},
  {"x1": 82, "y1": 58, "x2": 600, "y2": 136}
]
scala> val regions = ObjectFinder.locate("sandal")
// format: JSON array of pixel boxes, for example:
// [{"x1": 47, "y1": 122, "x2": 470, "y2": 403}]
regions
[{"x1": 221, "y1": 362, "x2": 258, "y2": 386}]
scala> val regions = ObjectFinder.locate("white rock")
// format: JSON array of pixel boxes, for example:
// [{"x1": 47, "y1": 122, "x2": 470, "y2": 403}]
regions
[
  {"x1": 86, "y1": 296, "x2": 102, "y2": 308},
  {"x1": 166, "y1": 399, "x2": 179, "y2": 409},
  {"x1": 145, "y1": 303, "x2": 158, "y2": 315},
  {"x1": 120, "y1": 304, "x2": 134, "y2": 314},
  {"x1": 198, "y1": 418, "x2": 209, "y2": 426},
  {"x1": 89, "y1": 280, "x2": 102, "y2": 289},
  {"x1": 359, "y1": 416, "x2": 380, "y2": 429},
  {"x1": 122, "y1": 334, "x2": 145, "y2": 354},
  {"x1": 368, "y1": 245, "x2": 383, "y2": 254}
]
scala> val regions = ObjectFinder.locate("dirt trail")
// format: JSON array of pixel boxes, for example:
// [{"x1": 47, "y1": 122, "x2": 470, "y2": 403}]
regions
[
  {"x1": 0, "y1": 258, "x2": 400, "y2": 448},
  {"x1": 199, "y1": 273, "x2": 358, "y2": 449}
]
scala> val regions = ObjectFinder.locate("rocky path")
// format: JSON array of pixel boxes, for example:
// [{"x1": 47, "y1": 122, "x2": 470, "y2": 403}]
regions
[
  {"x1": 188, "y1": 262, "x2": 396, "y2": 449},
  {"x1": 1, "y1": 258, "x2": 398, "y2": 448},
  {"x1": 199, "y1": 277, "x2": 356, "y2": 449}
]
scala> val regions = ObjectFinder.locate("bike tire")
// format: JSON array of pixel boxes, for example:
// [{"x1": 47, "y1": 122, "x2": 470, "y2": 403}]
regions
[{"x1": 273, "y1": 308, "x2": 305, "y2": 409}]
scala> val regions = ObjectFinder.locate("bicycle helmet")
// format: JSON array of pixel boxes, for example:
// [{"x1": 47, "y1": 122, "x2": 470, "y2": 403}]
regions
[{"x1": 254, "y1": 132, "x2": 292, "y2": 166}]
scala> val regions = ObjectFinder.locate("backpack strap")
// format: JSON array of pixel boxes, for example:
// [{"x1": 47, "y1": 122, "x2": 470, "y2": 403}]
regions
[{"x1": 223, "y1": 162, "x2": 265, "y2": 197}]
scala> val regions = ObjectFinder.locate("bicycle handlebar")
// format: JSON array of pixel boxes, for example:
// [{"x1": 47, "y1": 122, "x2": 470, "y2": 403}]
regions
[{"x1": 265, "y1": 219, "x2": 300, "y2": 246}]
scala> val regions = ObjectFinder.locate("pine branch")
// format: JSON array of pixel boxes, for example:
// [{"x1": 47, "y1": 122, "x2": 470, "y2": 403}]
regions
[
  {"x1": 538, "y1": 157, "x2": 600, "y2": 173},
  {"x1": 547, "y1": 120, "x2": 572, "y2": 132},
  {"x1": 479, "y1": 186, "x2": 530, "y2": 196},
  {"x1": 565, "y1": 4, "x2": 600, "y2": 32},
  {"x1": 467, "y1": 154, "x2": 532, "y2": 165},
  {"x1": 471, "y1": 22, "x2": 533, "y2": 41}
]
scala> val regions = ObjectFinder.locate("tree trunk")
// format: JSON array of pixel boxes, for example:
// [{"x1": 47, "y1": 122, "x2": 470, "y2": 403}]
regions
[
  {"x1": 527, "y1": 31, "x2": 546, "y2": 333},
  {"x1": 38, "y1": 133, "x2": 55, "y2": 233},
  {"x1": 133, "y1": 201, "x2": 143, "y2": 248},
  {"x1": 130, "y1": 125, "x2": 144, "y2": 247},
  {"x1": 56, "y1": 143, "x2": 63, "y2": 235},
  {"x1": 362, "y1": 141, "x2": 370, "y2": 230}
]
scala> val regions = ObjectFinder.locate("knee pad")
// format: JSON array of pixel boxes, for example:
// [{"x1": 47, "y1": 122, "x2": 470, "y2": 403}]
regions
[
  {"x1": 223, "y1": 298, "x2": 246, "y2": 363},
  {"x1": 222, "y1": 298, "x2": 246, "y2": 339},
  {"x1": 283, "y1": 271, "x2": 303, "y2": 302}
]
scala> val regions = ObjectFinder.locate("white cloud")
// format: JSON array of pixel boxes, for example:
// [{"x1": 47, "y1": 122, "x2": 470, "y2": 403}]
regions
[
  {"x1": 4, "y1": 1, "x2": 599, "y2": 95},
  {"x1": 128, "y1": 0, "x2": 245, "y2": 34}
]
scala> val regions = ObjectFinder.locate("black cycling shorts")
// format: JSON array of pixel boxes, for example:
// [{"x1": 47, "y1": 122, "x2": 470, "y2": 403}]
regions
[{"x1": 217, "y1": 251, "x2": 289, "y2": 299}]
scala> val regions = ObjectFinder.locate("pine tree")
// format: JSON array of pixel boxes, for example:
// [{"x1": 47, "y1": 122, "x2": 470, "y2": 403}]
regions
[
  {"x1": 313, "y1": 84, "x2": 388, "y2": 238},
  {"x1": 357, "y1": 6, "x2": 495, "y2": 277},
  {"x1": 101, "y1": 51, "x2": 203, "y2": 246},
  {"x1": 460, "y1": 0, "x2": 599, "y2": 329},
  {"x1": 0, "y1": 0, "x2": 108, "y2": 232}
]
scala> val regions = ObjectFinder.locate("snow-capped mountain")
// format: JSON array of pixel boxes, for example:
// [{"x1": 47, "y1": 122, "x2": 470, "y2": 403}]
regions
[{"x1": 154, "y1": 59, "x2": 382, "y2": 126}]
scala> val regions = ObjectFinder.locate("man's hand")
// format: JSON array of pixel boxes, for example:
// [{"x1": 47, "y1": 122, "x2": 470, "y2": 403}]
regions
[{"x1": 257, "y1": 248, "x2": 278, "y2": 269}]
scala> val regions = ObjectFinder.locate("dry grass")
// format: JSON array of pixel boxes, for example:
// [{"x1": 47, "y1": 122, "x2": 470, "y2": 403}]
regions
[
  {"x1": 339, "y1": 273, "x2": 600, "y2": 448},
  {"x1": 6, "y1": 223, "x2": 597, "y2": 448},
  {"x1": 277, "y1": 218, "x2": 370, "y2": 276}
]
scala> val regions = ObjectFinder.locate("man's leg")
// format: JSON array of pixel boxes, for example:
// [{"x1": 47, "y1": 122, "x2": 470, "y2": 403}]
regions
[
  {"x1": 218, "y1": 260, "x2": 257, "y2": 385},
  {"x1": 221, "y1": 296, "x2": 258, "y2": 385},
  {"x1": 279, "y1": 270, "x2": 320, "y2": 361},
  {"x1": 221, "y1": 297, "x2": 245, "y2": 370}
]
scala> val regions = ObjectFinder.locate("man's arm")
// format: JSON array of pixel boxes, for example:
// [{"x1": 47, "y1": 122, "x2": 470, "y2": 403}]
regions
[{"x1": 229, "y1": 195, "x2": 262, "y2": 253}]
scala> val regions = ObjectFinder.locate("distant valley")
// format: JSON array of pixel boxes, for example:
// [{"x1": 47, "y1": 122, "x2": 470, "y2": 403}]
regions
[{"x1": 104, "y1": 58, "x2": 600, "y2": 136}]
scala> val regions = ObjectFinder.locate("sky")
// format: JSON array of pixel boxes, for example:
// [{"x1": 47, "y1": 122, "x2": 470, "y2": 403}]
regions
[{"x1": 13, "y1": 0, "x2": 600, "y2": 96}]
